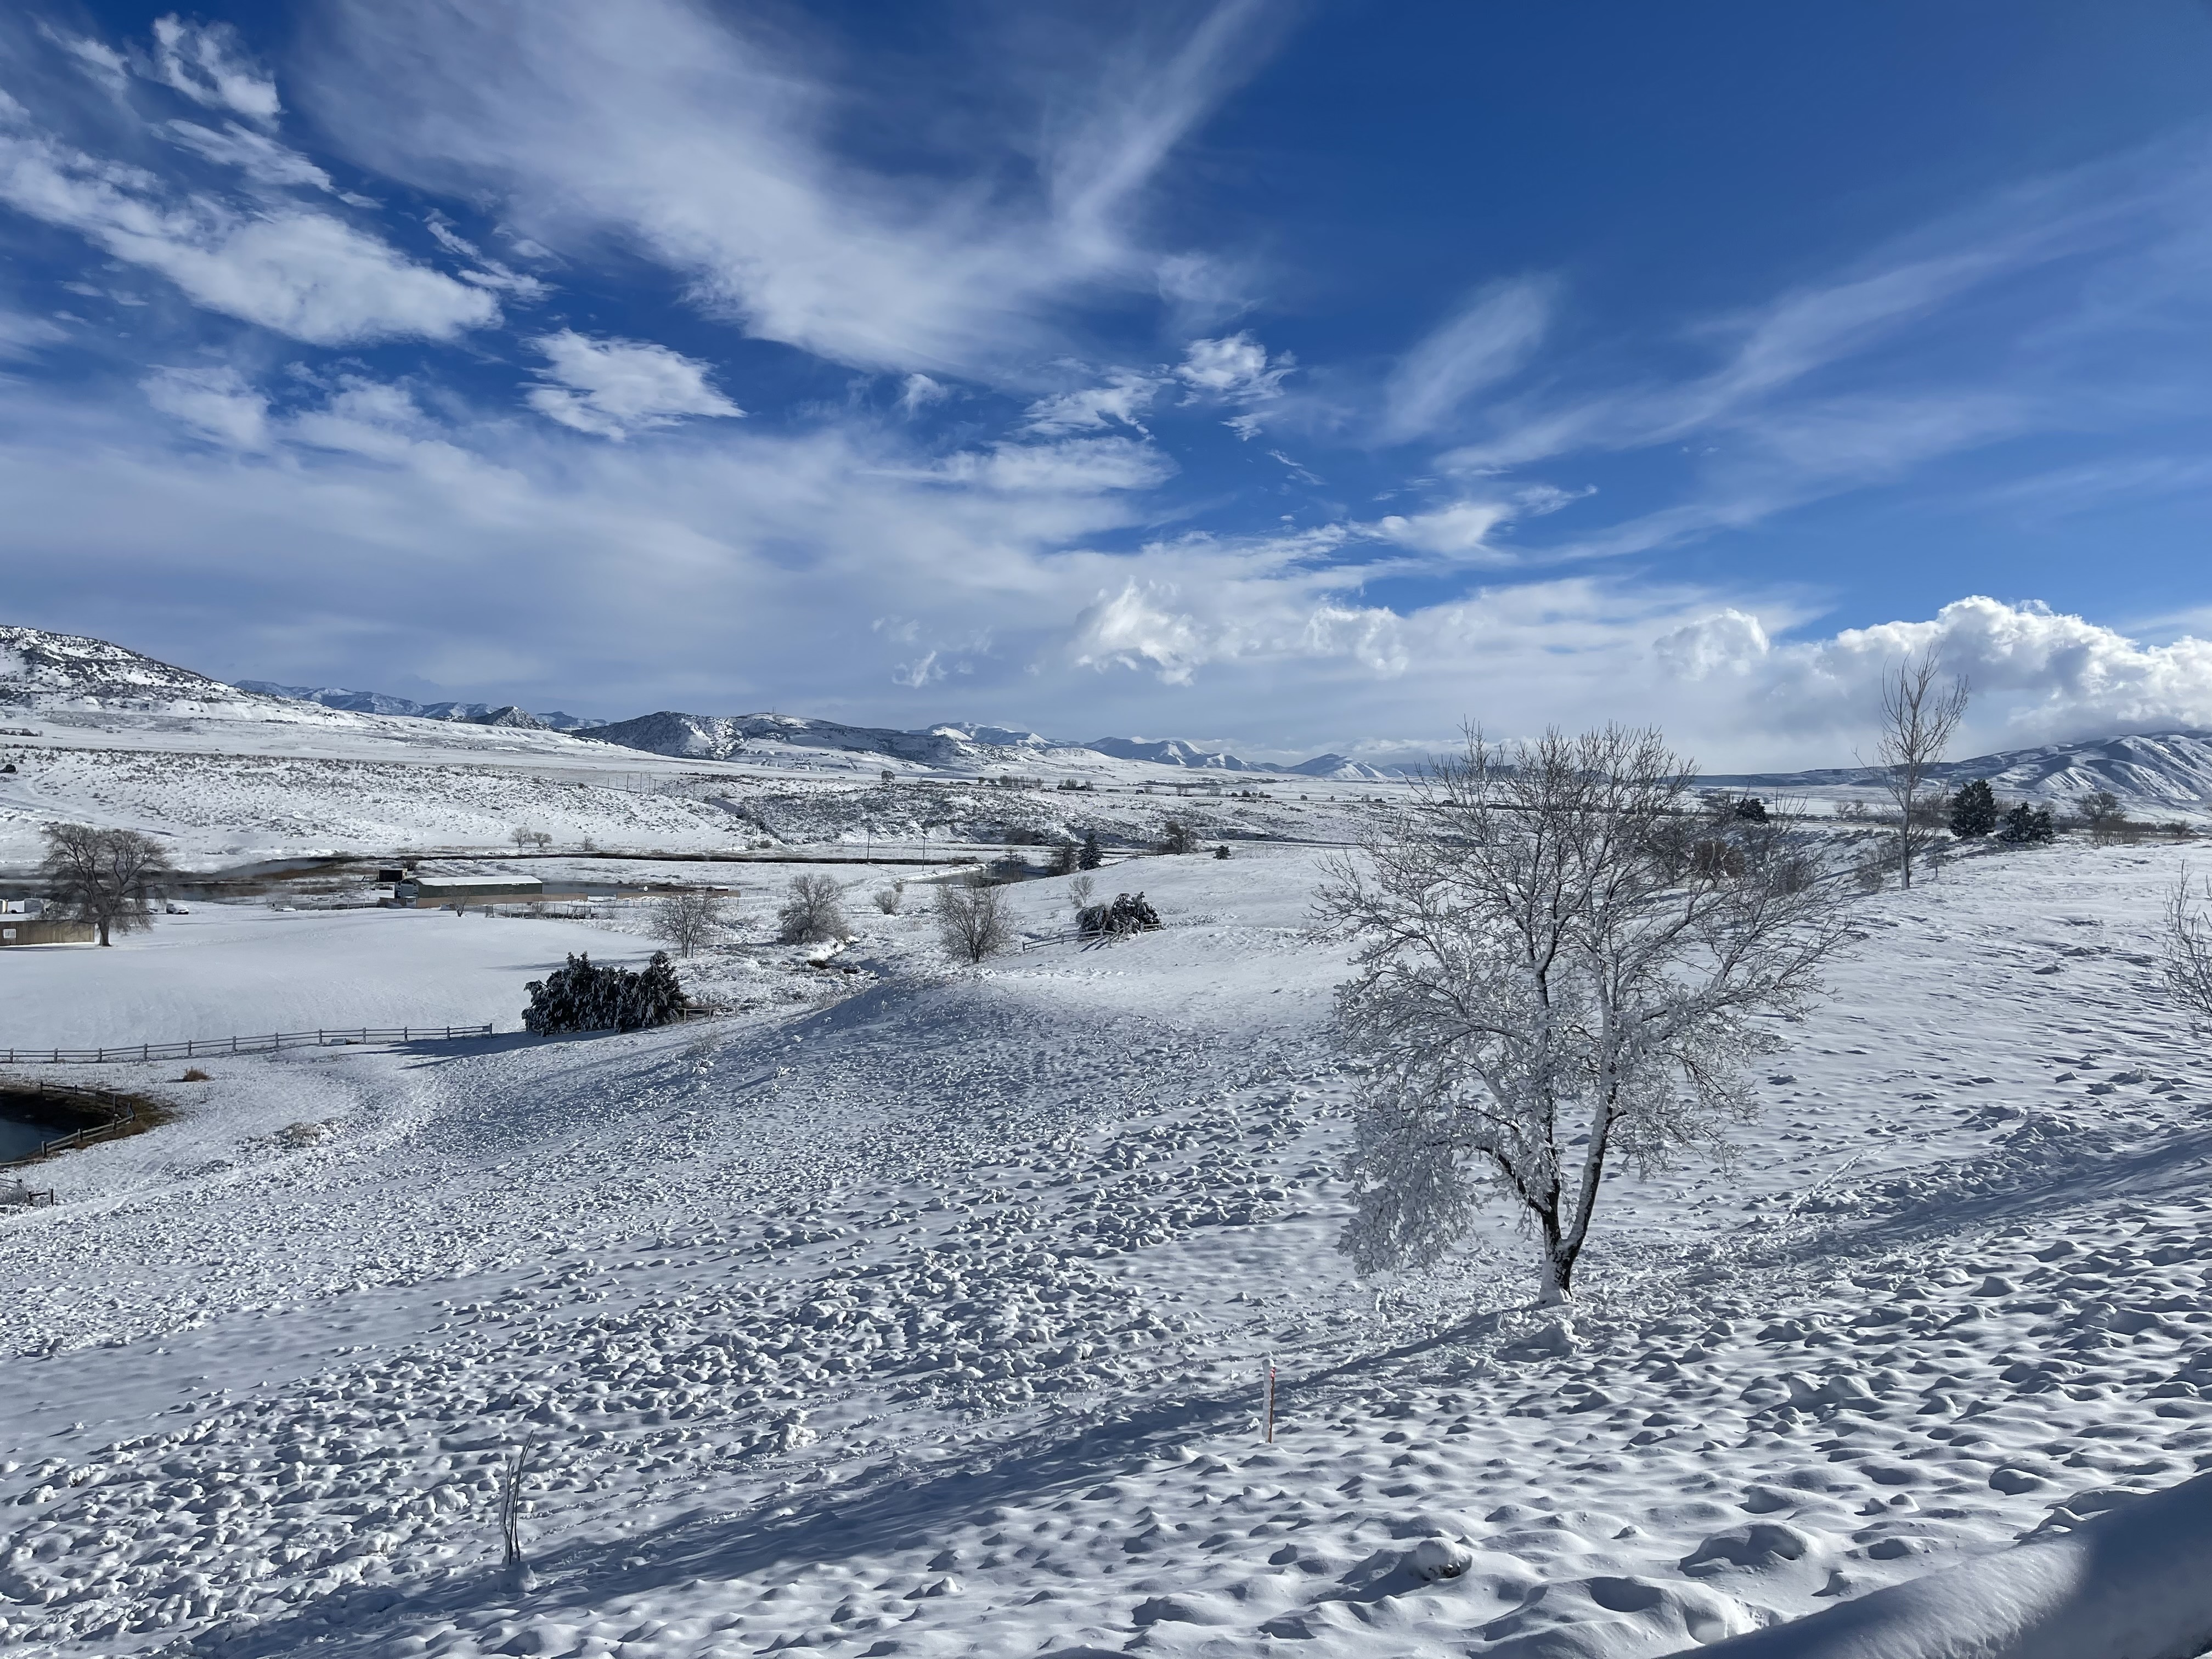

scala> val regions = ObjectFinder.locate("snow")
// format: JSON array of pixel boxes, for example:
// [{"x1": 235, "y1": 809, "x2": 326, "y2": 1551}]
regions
[
  {"x1": 1682, "y1": 1468, "x2": 2212, "y2": 1658},
  {"x1": 7, "y1": 832, "x2": 2212, "y2": 1657}
]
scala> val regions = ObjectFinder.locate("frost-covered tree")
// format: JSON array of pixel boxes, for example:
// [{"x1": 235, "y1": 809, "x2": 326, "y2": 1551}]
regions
[
  {"x1": 653, "y1": 889, "x2": 728, "y2": 957},
  {"x1": 776, "y1": 874, "x2": 849, "y2": 944},
  {"x1": 1078, "y1": 831, "x2": 1103, "y2": 870},
  {"x1": 1949, "y1": 779, "x2": 1999, "y2": 838},
  {"x1": 1316, "y1": 726, "x2": 1854, "y2": 1304},
  {"x1": 40, "y1": 823, "x2": 173, "y2": 946},
  {"x1": 1872, "y1": 651, "x2": 1968, "y2": 888},
  {"x1": 935, "y1": 877, "x2": 1013, "y2": 963}
]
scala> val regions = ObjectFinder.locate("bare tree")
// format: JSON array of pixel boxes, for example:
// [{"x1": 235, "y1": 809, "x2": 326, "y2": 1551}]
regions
[
  {"x1": 872, "y1": 881, "x2": 906, "y2": 915},
  {"x1": 510, "y1": 825, "x2": 538, "y2": 852},
  {"x1": 935, "y1": 876, "x2": 1013, "y2": 964},
  {"x1": 1316, "y1": 726, "x2": 1854, "y2": 1305},
  {"x1": 2163, "y1": 867, "x2": 2212, "y2": 1029},
  {"x1": 40, "y1": 824, "x2": 174, "y2": 946},
  {"x1": 653, "y1": 889, "x2": 729, "y2": 957},
  {"x1": 776, "y1": 874, "x2": 849, "y2": 944},
  {"x1": 1872, "y1": 651, "x2": 1969, "y2": 888},
  {"x1": 1067, "y1": 873, "x2": 1097, "y2": 916}
]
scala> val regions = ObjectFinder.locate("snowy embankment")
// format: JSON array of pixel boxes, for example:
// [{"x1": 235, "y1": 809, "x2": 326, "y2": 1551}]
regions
[
  {"x1": 1684, "y1": 1467, "x2": 2212, "y2": 1658},
  {"x1": 4, "y1": 843, "x2": 2212, "y2": 1657}
]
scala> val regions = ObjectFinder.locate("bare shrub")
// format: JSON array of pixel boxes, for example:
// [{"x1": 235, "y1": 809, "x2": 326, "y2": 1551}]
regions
[
  {"x1": 777, "y1": 874, "x2": 849, "y2": 944},
  {"x1": 180, "y1": 1067, "x2": 211, "y2": 1082},
  {"x1": 2164, "y1": 867, "x2": 2212, "y2": 1029},
  {"x1": 653, "y1": 889, "x2": 729, "y2": 957},
  {"x1": 936, "y1": 877, "x2": 1012, "y2": 963},
  {"x1": 872, "y1": 881, "x2": 905, "y2": 915}
]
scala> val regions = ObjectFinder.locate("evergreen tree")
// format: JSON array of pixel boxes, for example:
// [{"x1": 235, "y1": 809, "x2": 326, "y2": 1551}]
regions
[
  {"x1": 1077, "y1": 830, "x2": 1103, "y2": 870},
  {"x1": 1949, "y1": 778, "x2": 1998, "y2": 838},
  {"x1": 1996, "y1": 802, "x2": 2056, "y2": 845}
]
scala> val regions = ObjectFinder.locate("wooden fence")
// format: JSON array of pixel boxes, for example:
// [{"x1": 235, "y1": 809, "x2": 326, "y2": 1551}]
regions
[{"x1": 0, "y1": 1024, "x2": 495, "y2": 1066}]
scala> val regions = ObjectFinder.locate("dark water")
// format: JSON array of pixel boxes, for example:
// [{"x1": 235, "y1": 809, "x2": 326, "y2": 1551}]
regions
[{"x1": 0, "y1": 1114, "x2": 50, "y2": 1161}]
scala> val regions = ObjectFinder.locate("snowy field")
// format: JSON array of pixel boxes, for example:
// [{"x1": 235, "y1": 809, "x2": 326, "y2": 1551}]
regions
[
  {"x1": 0, "y1": 905, "x2": 674, "y2": 1049},
  {"x1": 4, "y1": 837, "x2": 2212, "y2": 1656}
]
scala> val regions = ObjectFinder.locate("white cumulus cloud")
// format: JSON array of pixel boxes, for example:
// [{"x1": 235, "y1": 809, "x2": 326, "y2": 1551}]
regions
[{"x1": 525, "y1": 330, "x2": 743, "y2": 439}]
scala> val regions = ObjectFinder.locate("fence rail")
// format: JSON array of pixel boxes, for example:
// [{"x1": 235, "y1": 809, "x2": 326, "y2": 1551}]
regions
[{"x1": 0, "y1": 1025, "x2": 495, "y2": 1066}]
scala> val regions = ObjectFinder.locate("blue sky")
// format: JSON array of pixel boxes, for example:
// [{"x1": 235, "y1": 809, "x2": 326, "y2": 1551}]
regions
[{"x1": 0, "y1": 2, "x2": 2207, "y2": 766}]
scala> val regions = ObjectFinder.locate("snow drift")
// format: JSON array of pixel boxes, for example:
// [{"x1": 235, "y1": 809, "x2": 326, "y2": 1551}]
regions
[{"x1": 1675, "y1": 1471, "x2": 2212, "y2": 1659}]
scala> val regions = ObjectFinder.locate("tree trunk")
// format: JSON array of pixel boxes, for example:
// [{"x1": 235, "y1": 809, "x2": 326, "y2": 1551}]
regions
[
  {"x1": 1534, "y1": 1202, "x2": 1575, "y2": 1304},
  {"x1": 1538, "y1": 1248, "x2": 1573, "y2": 1305},
  {"x1": 97, "y1": 916, "x2": 111, "y2": 946}
]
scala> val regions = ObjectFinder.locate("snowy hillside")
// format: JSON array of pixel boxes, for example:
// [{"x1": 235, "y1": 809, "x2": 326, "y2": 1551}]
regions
[
  {"x1": 3, "y1": 839, "x2": 2211, "y2": 1657},
  {"x1": 0, "y1": 627, "x2": 308, "y2": 719}
]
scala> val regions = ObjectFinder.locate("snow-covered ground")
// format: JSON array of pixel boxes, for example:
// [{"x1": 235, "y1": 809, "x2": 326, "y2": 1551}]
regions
[
  {"x1": 5, "y1": 837, "x2": 2212, "y2": 1657},
  {"x1": 0, "y1": 904, "x2": 671, "y2": 1049}
]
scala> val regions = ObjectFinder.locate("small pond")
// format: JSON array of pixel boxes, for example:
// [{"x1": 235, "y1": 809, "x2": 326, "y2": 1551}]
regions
[
  {"x1": 0, "y1": 1113, "x2": 53, "y2": 1161},
  {"x1": 0, "y1": 1089, "x2": 104, "y2": 1163}
]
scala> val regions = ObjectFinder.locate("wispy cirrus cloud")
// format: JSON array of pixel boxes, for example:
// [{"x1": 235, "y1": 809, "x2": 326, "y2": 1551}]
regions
[
  {"x1": 299, "y1": 0, "x2": 1282, "y2": 382},
  {"x1": 1379, "y1": 276, "x2": 1554, "y2": 444}
]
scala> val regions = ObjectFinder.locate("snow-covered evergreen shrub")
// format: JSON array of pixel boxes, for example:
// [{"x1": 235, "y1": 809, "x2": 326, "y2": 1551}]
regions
[
  {"x1": 1077, "y1": 892, "x2": 1160, "y2": 938},
  {"x1": 523, "y1": 951, "x2": 690, "y2": 1034},
  {"x1": 1997, "y1": 803, "x2": 2056, "y2": 845}
]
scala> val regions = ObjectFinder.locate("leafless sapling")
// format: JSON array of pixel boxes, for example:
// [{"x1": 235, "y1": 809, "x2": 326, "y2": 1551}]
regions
[
  {"x1": 499, "y1": 1434, "x2": 538, "y2": 1592},
  {"x1": 1872, "y1": 651, "x2": 1969, "y2": 888},
  {"x1": 1316, "y1": 725, "x2": 1854, "y2": 1305}
]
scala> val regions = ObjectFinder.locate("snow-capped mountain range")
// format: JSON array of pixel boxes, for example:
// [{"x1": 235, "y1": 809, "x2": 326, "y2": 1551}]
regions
[
  {"x1": 234, "y1": 681, "x2": 606, "y2": 732},
  {"x1": 1707, "y1": 730, "x2": 2212, "y2": 809},
  {"x1": 7, "y1": 625, "x2": 2212, "y2": 803}
]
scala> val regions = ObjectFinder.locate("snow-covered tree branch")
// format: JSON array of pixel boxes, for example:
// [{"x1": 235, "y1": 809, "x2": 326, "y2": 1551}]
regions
[{"x1": 1317, "y1": 725, "x2": 1857, "y2": 1304}]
